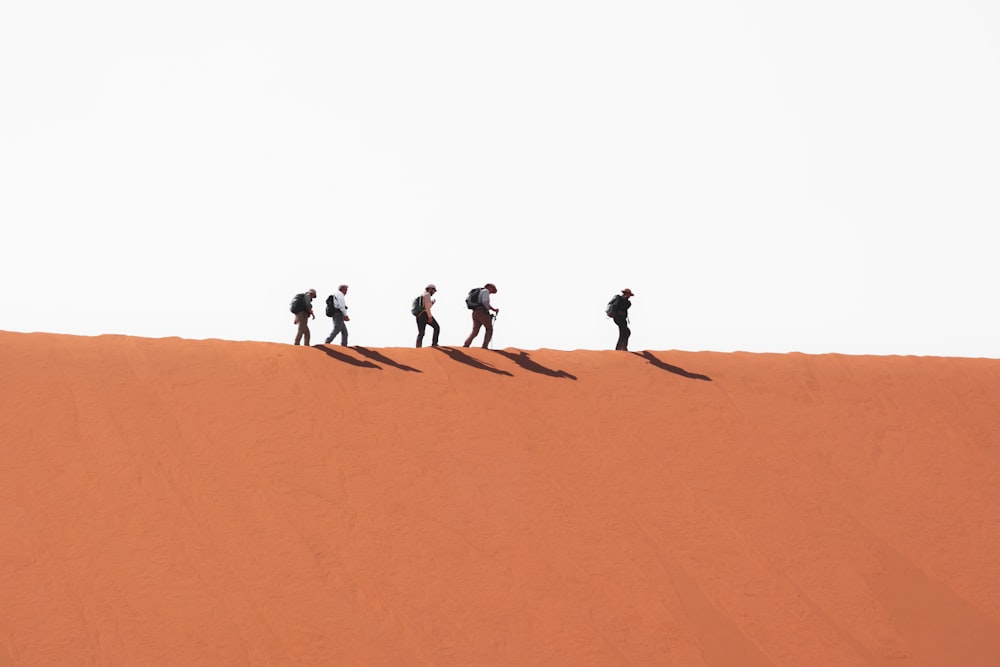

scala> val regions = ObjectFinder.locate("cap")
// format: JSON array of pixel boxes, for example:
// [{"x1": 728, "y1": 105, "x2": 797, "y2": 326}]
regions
[{"x1": 426, "y1": 284, "x2": 437, "y2": 290}]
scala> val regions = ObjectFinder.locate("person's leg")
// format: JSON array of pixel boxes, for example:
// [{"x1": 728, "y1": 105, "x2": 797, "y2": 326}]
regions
[
  {"x1": 296, "y1": 315, "x2": 310, "y2": 345},
  {"x1": 615, "y1": 316, "x2": 630, "y2": 351},
  {"x1": 337, "y1": 314, "x2": 349, "y2": 346},
  {"x1": 463, "y1": 312, "x2": 483, "y2": 347},
  {"x1": 416, "y1": 312, "x2": 427, "y2": 347},
  {"x1": 481, "y1": 312, "x2": 494, "y2": 349},
  {"x1": 429, "y1": 317, "x2": 441, "y2": 346},
  {"x1": 326, "y1": 312, "x2": 343, "y2": 344},
  {"x1": 324, "y1": 315, "x2": 338, "y2": 344}
]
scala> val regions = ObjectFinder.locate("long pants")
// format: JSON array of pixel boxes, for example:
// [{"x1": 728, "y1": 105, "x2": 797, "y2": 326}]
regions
[
  {"x1": 614, "y1": 314, "x2": 630, "y2": 351},
  {"x1": 294, "y1": 313, "x2": 310, "y2": 345},
  {"x1": 463, "y1": 310, "x2": 493, "y2": 348},
  {"x1": 415, "y1": 312, "x2": 440, "y2": 347},
  {"x1": 325, "y1": 312, "x2": 348, "y2": 346}
]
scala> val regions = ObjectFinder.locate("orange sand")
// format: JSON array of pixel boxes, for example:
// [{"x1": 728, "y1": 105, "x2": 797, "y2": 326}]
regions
[{"x1": 2, "y1": 331, "x2": 999, "y2": 665}]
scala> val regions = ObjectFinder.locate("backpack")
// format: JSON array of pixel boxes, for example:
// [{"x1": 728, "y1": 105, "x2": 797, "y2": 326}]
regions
[
  {"x1": 465, "y1": 287, "x2": 482, "y2": 310},
  {"x1": 411, "y1": 295, "x2": 424, "y2": 316},
  {"x1": 325, "y1": 294, "x2": 336, "y2": 317},
  {"x1": 605, "y1": 295, "x2": 621, "y2": 318},
  {"x1": 290, "y1": 293, "x2": 307, "y2": 314}
]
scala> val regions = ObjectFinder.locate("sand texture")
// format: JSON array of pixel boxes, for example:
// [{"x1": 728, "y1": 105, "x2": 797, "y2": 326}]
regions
[{"x1": 2, "y1": 332, "x2": 999, "y2": 665}]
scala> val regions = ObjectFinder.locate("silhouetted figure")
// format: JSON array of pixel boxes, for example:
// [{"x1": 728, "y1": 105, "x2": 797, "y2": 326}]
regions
[
  {"x1": 608, "y1": 288, "x2": 633, "y2": 351},
  {"x1": 414, "y1": 284, "x2": 440, "y2": 348},
  {"x1": 291, "y1": 288, "x2": 317, "y2": 345},
  {"x1": 463, "y1": 283, "x2": 499, "y2": 349},
  {"x1": 324, "y1": 284, "x2": 350, "y2": 346}
]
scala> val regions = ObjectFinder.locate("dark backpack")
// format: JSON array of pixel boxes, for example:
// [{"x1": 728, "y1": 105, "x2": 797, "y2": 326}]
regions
[
  {"x1": 325, "y1": 294, "x2": 336, "y2": 317},
  {"x1": 290, "y1": 293, "x2": 307, "y2": 314},
  {"x1": 606, "y1": 295, "x2": 621, "y2": 318},
  {"x1": 466, "y1": 287, "x2": 482, "y2": 310},
  {"x1": 411, "y1": 295, "x2": 424, "y2": 316}
]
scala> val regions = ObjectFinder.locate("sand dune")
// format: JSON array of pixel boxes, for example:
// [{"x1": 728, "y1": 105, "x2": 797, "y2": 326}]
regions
[{"x1": 2, "y1": 331, "x2": 999, "y2": 666}]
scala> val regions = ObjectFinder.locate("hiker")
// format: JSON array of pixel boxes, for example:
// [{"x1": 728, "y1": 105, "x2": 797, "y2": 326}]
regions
[
  {"x1": 324, "y1": 284, "x2": 350, "y2": 346},
  {"x1": 291, "y1": 289, "x2": 317, "y2": 345},
  {"x1": 463, "y1": 283, "x2": 499, "y2": 349},
  {"x1": 608, "y1": 288, "x2": 634, "y2": 351},
  {"x1": 414, "y1": 284, "x2": 440, "y2": 348}
]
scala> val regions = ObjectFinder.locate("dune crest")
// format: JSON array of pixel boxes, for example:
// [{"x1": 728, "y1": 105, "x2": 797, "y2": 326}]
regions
[{"x1": 2, "y1": 332, "x2": 999, "y2": 665}]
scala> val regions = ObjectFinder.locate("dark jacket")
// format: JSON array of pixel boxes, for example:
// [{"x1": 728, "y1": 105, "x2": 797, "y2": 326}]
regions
[{"x1": 612, "y1": 295, "x2": 631, "y2": 318}]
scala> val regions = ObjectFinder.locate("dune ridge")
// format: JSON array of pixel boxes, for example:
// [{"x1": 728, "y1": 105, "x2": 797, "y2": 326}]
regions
[{"x1": 2, "y1": 331, "x2": 1000, "y2": 666}]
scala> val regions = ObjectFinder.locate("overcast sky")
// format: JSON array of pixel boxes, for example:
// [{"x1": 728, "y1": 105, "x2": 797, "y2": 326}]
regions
[{"x1": 3, "y1": 1, "x2": 998, "y2": 356}]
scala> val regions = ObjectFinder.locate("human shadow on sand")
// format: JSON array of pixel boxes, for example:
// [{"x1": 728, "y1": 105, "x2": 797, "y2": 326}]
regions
[
  {"x1": 633, "y1": 351, "x2": 712, "y2": 381},
  {"x1": 352, "y1": 347, "x2": 422, "y2": 373},
  {"x1": 492, "y1": 350, "x2": 577, "y2": 380},
  {"x1": 434, "y1": 347, "x2": 514, "y2": 377},
  {"x1": 312, "y1": 345, "x2": 381, "y2": 369}
]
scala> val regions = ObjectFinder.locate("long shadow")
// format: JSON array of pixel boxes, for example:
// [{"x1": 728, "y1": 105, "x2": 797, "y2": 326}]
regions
[
  {"x1": 433, "y1": 347, "x2": 514, "y2": 376},
  {"x1": 312, "y1": 345, "x2": 381, "y2": 369},
  {"x1": 492, "y1": 350, "x2": 577, "y2": 380},
  {"x1": 352, "y1": 346, "x2": 422, "y2": 373},
  {"x1": 633, "y1": 351, "x2": 712, "y2": 381}
]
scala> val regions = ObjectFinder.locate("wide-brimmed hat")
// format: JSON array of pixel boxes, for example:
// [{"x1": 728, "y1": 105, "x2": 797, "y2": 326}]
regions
[{"x1": 622, "y1": 288, "x2": 634, "y2": 297}]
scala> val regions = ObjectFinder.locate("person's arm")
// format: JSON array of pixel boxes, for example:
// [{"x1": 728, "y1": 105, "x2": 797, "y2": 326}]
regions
[{"x1": 482, "y1": 290, "x2": 498, "y2": 313}]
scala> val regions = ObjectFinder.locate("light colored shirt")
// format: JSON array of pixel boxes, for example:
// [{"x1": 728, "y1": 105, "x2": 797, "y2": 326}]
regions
[
  {"x1": 422, "y1": 291, "x2": 435, "y2": 317},
  {"x1": 331, "y1": 291, "x2": 347, "y2": 315},
  {"x1": 479, "y1": 288, "x2": 492, "y2": 311}
]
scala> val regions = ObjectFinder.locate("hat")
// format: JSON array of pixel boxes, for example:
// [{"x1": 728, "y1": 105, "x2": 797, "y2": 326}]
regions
[
  {"x1": 622, "y1": 288, "x2": 634, "y2": 297},
  {"x1": 426, "y1": 284, "x2": 437, "y2": 290},
  {"x1": 308, "y1": 288, "x2": 317, "y2": 297}
]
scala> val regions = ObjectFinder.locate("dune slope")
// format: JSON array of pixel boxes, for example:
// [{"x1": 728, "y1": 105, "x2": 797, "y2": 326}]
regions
[{"x1": 2, "y1": 332, "x2": 1000, "y2": 666}]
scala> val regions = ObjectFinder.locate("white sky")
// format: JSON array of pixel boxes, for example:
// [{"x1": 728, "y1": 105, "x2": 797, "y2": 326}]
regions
[{"x1": 2, "y1": 1, "x2": 999, "y2": 356}]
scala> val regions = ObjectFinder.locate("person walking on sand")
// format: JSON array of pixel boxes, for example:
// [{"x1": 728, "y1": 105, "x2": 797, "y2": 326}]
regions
[
  {"x1": 608, "y1": 288, "x2": 634, "y2": 351},
  {"x1": 292, "y1": 288, "x2": 317, "y2": 346},
  {"x1": 463, "y1": 283, "x2": 499, "y2": 349},
  {"x1": 414, "y1": 283, "x2": 440, "y2": 348},
  {"x1": 324, "y1": 284, "x2": 350, "y2": 346}
]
